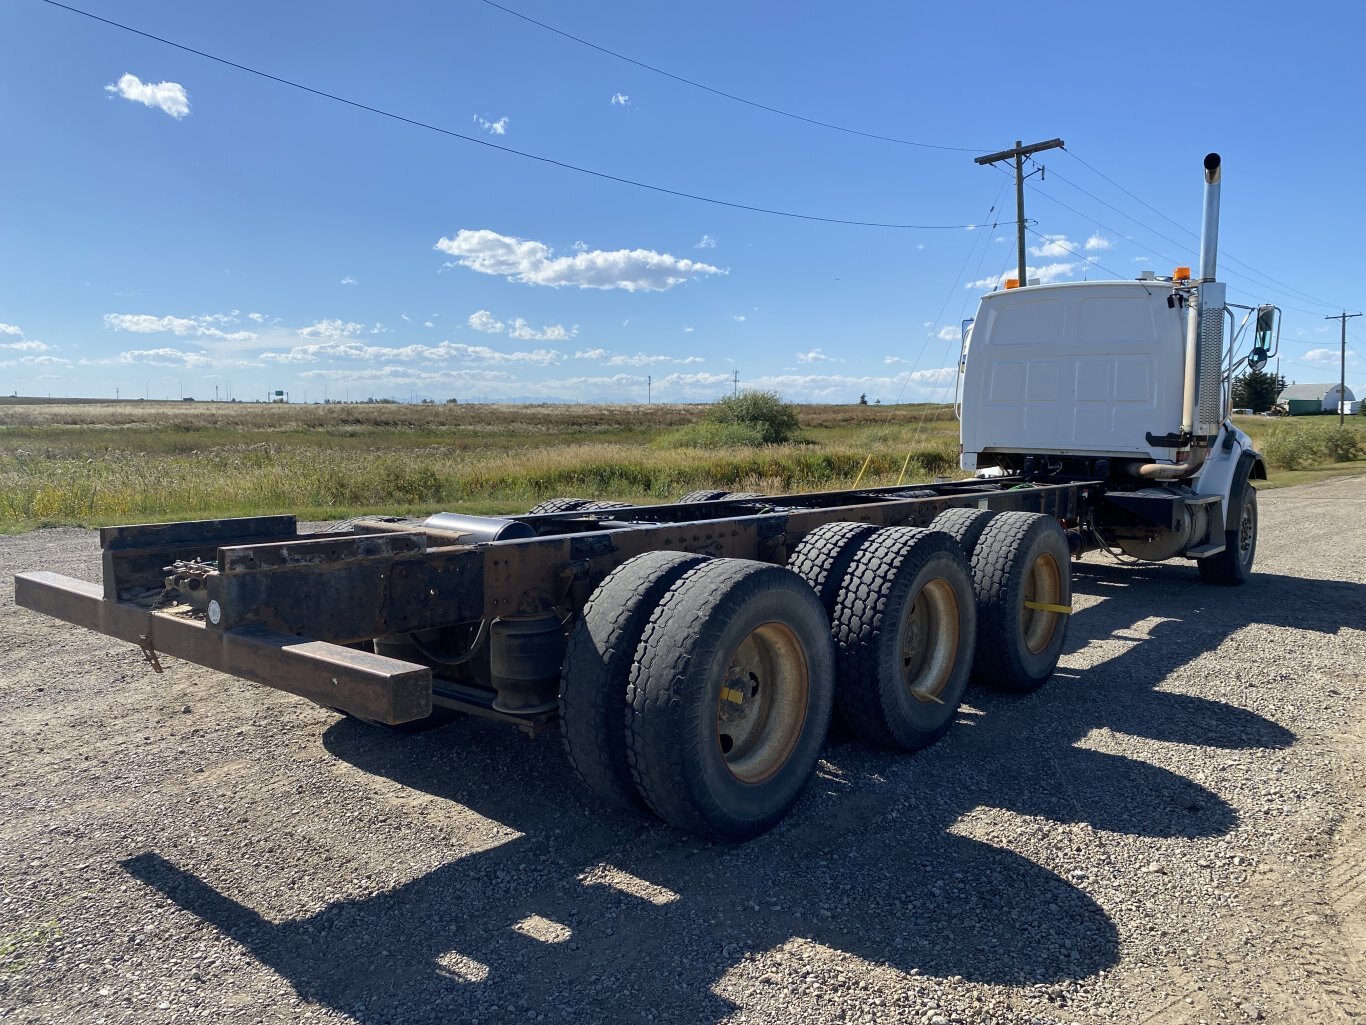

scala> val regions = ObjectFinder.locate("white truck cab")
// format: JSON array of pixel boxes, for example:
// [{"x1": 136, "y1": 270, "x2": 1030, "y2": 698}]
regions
[{"x1": 955, "y1": 153, "x2": 1272, "y2": 581}]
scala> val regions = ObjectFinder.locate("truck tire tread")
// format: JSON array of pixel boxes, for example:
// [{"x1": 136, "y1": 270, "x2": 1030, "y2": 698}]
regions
[
  {"x1": 560, "y1": 551, "x2": 709, "y2": 808},
  {"x1": 624, "y1": 559, "x2": 834, "y2": 840},
  {"x1": 831, "y1": 527, "x2": 975, "y2": 749}
]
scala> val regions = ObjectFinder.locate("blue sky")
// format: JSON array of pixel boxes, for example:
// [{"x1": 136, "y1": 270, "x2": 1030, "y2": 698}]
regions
[{"x1": 1, "y1": 0, "x2": 1360, "y2": 404}]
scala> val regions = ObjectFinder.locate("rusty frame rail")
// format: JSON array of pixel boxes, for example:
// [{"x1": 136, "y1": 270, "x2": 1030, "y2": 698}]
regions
[
  {"x1": 14, "y1": 571, "x2": 432, "y2": 724},
  {"x1": 12, "y1": 480, "x2": 1099, "y2": 727}
]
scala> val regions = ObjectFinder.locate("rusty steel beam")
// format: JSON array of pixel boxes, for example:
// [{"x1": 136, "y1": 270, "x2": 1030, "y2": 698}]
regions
[{"x1": 14, "y1": 571, "x2": 433, "y2": 724}]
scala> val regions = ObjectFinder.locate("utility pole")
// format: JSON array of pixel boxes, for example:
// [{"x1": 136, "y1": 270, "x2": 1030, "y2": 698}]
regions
[
  {"x1": 1325, "y1": 310, "x2": 1361, "y2": 425},
  {"x1": 974, "y1": 138, "x2": 1065, "y2": 288},
  {"x1": 733, "y1": 370, "x2": 739, "y2": 396},
  {"x1": 647, "y1": 375, "x2": 652, "y2": 403}
]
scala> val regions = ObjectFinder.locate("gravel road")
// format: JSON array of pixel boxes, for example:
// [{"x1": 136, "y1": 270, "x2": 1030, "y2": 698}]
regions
[{"x1": 1, "y1": 477, "x2": 1363, "y2": 1025}]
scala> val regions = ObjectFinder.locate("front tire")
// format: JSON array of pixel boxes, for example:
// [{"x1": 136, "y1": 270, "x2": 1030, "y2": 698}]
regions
[
  {"x1": 1198, "y1": 478, "x2": 1257, "y2": 585},
  {"x1": 625, "y1": 560, "x2": 835, "y2": 841}
]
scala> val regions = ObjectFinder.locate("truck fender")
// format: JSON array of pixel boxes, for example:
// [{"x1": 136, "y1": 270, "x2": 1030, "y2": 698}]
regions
[{"x1": 1223, "y1": 451, "x2": 1260, "y2": 530}]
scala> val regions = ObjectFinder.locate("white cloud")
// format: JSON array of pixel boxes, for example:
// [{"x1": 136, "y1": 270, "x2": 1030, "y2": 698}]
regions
[
  {"x1": 248, "y1": 312, "x2": 268, "y2": 323},
  {"x1": 732, "y1": 314, "x2": 747, "y2": 323},
  {"x1": 298, "y1": 319, "x2": 366, "y2": 340},
  {"x1": 104, "y1": 313, "x2": 256, "y2": 341},
  {"x1": 298, "y1": 367, "x2": 516, "y2": 386},
  {"x1": 571, "y1": 241, "x2": 588, "y2": 253},
  {"x1": 263, "y1": 340, "x2": 563, "y2": 366},
  {"x1": 473, "y1": 114, "x2": 509, "y2": 135},
  {"x1": 104, "y1": 73, "x2": 190, "y2": 119},
  {"x1": 683, "y1": 325, "x2": 695, "y2": 333},
  {"x1": 468, "y1": 309, "x2": 575, "y2": 342},
  {"x1": 937, "y1": 326, "x2": 961, "y2": 341},
  {"x1": 507, "y1": 318, "x2": 574, "y2": 342},
  {"x1": 1132, "y1": 256, "x2": 1150, "y2": 263},
  {"x1": 1028, "y1": 234, "x2": 1077, "y2": 258},
  {"x1": 423, "y1": 321, "x2": 434, "y2": 328},
  {"x1": 1084, "y1": 233, "x2": 1114, "y2": 252},
  {"x1": 118, "y1": 348, "x2": 213, "y2": 368},
  {"x1": 468, "y1": 310, "x2": 505, "y2": 334},
  {"x1": 0, "y1": 355, "x2": 70, "y2": 369},
  {"x1": 0, "y1": 323, "x2": 22, "y2": 336},
  {"x1": 695, "y1": 234, "x2": 716, "y2": 249},
  {"x1": 574, "y1": 348, "x2": 698, "y2": 366},
  {"x1": 796, "y1": 348, "x2": 836, "y2": 363},
  {"x1": 966, "y1": 263, "x2": 1078, "y2": 289},
  {"x1": 0, "y1": 339, "x2": 51, "y2": 352},
  {"x1": 610, "y1": 93, "x2": 630, "y2": 106},
  {"x1": 434, "y1": 229, "x2": 724, "y2": 292},
  {"x1": 1301, "y1": 348, "x2": 1350, "y2": 364},
  {"x1": 340, "y1": 276, "x2": 357, "y2": 285}
]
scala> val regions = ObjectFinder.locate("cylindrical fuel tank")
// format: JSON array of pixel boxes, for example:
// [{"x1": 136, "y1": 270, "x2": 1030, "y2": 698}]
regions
[{"x1": 423, "y1": 512, "x2": 535, "y2": 543}]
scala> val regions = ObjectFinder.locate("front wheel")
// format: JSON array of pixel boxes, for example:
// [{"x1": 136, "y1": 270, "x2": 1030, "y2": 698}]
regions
[{"x1": 1198, "y1": 481, "x2": 1257, "y2": 585}]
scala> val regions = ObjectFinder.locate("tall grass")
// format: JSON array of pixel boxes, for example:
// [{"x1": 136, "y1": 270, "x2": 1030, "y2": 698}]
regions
[{"x1": 0, "y1": 401, "x2": 962, "y2": 528}]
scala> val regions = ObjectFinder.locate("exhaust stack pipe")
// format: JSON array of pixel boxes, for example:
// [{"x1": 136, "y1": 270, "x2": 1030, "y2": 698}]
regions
[
  {"x1": 1197, "y1": 153, "x2": 1221, "y2": 283},
  {"x1": 1151, "y1": 152, "x2": 1226, "y2": 477}
]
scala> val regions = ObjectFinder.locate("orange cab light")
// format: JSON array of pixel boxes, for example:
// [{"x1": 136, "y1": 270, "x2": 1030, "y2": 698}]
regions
[
  {"x1": 1004, "y1": 278, "x2": 1019, "y2": 289},
  {"x1": 1173, "y1": 266, "x2": 1191, "y2": 281}
]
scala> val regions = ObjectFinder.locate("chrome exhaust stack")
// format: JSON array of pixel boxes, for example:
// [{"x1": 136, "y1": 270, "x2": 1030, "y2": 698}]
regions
[
  {"x1": 1180, "y1": 152, "x2": 1227, "y2": 446},
  {"x1": 1197, "y1": 152, "x2": 1221, "y2": 283}
]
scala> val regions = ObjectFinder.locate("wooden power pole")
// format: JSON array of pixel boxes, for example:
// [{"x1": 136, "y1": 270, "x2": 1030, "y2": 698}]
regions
[
  {"x1": 1324, "y1": 310, "x2": 1361, "y2": 425},
  {"x1": 974, "y1": 138, "x2": 1065, "y2": 287}
]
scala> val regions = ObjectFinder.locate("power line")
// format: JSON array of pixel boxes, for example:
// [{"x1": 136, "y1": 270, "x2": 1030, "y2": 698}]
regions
[
  {"x1": 1023, "y1": 226, "x2": 1127, "y2": 280},
  {"x1": 1059, "y1": 146, "x2": 1342, "y2": 311},
  {"x1": 36, "y1": 0, "x2": 980, "y2": 230},
  {"x1": 476, "y1": 0, "x2": 988, "y2": 153}
]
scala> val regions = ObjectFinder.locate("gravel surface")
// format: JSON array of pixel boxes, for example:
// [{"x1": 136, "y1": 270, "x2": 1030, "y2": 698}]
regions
[{"x1": 1, "y1": 477, "x2": 1363, "y2": 1024}]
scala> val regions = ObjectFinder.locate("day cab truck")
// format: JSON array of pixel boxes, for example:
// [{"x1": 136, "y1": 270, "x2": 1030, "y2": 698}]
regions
[{"x1": 14, "y1": 153, "x2": 1277, "y2": 840}]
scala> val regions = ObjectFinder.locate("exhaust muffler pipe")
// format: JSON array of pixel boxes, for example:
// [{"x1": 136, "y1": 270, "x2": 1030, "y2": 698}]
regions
[
  {"x1": 1147, "y1": 153, "x2": 1224, "y2": 479},
  {"x1": 1181, "y1": 151, "x2": 1223, "y2": 439},
  {"x1": 1197, "y1": 152, "x2": 1220, "y2": 283}
]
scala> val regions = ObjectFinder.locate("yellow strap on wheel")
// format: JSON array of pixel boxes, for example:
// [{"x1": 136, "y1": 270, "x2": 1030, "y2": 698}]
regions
[{"x1": 1023, "y1": 601, "x2": 1073, "y2": 614}]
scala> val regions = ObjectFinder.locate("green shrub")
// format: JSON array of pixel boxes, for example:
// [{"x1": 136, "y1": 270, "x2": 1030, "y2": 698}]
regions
[
  {"x1": 1261, "y1": 422, "x2": 1362, "y2": 469},
  {"x1": 704, "y1": 390, "x2": 799, "y2": 444},
  {"x1": 1305, "y1": 423, "x2": 1362, "y2": 463},
  {"x1": 1260, "y1": 424, "x2": 1316, "y2": 469},
  {"x1": 655, "y1": 421, "x2": 769, "y2": 449}
]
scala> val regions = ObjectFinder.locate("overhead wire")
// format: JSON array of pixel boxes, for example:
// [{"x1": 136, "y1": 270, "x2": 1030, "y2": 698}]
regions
[
  {"x1": 475, "y1": 0, "x2": 989, "y2": 153},
  {"x1": 36, "y1": 0, "x2": 979, "y2": 230},
  {"x1": 1059, "y1": 147, "x2": 1343, "y2": 311}
]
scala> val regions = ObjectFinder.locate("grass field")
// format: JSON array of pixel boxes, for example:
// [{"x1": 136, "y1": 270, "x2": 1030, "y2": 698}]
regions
[
  {"x1": 0, "y1": 399, "x2": 1361, "y2": 532},
  {"x1": 0, "y1": 400, "x2": 961, "y2": 531}
]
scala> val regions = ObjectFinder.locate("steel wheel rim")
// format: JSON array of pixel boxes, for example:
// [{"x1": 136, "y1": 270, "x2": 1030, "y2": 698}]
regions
[
  {"x1": 715, "y1": 622, "x2": 810, "y2": 784},
  {"x1": 1022, "y1": 552, "x2": 1062, "y2": 654},
  {"x1": 1238, "y1": 496, "x2": 1256, "y2": 565},
  {"x1": 899, "y1": 578, "x2": 960, "y2": 702}
]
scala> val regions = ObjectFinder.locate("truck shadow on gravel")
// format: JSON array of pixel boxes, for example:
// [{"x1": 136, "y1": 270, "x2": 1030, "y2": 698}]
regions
[{"x1": 120, "y1": 561, "x2": 1321, "y2": 1025}]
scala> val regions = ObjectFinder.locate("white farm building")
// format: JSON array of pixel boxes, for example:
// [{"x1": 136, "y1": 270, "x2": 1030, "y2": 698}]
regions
[{"x1": 1277, "y1": 383, "x2": 1356, "y2": 415}]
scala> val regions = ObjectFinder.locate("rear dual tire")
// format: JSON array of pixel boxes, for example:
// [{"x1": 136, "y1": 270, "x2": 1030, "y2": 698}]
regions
[
  {"x1": 969, "y1": 512, "x2": 1071, "y2": 693},
  {"x1": 624, "y1": 560, "x2": 835, "y2": 841},
  {"x1": 830, "y1": 528, "x2": 976, "y2": 750}
]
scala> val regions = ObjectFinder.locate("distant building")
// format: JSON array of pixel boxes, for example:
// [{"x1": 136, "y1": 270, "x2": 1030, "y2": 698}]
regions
[{"x1": 1277, "y1": 382, "x2": 1356, "y2": 415}]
